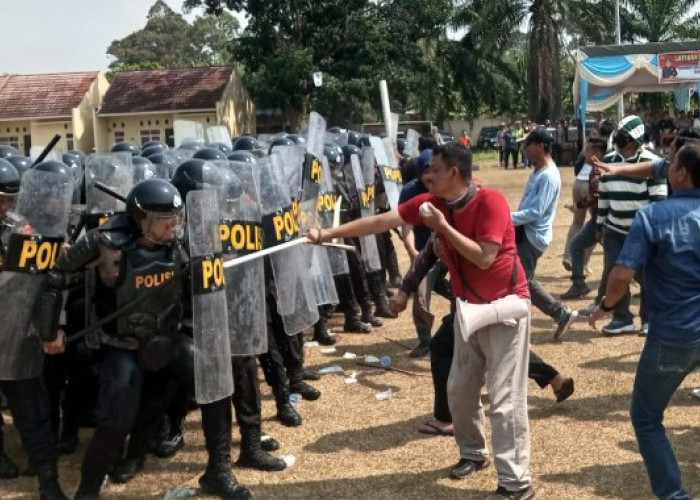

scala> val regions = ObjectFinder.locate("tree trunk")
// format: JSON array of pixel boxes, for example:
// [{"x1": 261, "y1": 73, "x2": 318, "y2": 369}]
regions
[{"x1": 527, "y1": 2, "x2": 561, "y2": 123}]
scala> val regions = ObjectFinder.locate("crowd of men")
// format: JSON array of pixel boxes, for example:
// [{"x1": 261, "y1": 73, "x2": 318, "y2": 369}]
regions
[{"x1": 0, "y1": 108, "x2": 698, "y2": 500}]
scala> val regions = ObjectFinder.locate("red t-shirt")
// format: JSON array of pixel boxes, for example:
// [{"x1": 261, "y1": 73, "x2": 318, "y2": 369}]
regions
[
  {"x1": 399, "y1": 187, "x2": 529, "y2": 303},
  {"x1": 459, "y1": 136, "x2": 471, "y2": 147}
]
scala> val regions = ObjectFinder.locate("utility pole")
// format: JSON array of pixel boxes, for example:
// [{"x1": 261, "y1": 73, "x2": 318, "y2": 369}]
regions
[{"x1": 615, "y1": 0, "x2": 624, "y2": 120}]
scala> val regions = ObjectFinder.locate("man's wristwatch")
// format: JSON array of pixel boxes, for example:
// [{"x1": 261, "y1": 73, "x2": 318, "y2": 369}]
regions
[{"x1": 599, "y1": 295, "x2": 616, "y2": 312}]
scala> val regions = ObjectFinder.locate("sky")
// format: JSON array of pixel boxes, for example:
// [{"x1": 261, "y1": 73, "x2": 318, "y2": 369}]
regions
[{"x1": 0, "y1": 0, "x2": 240, "y2": 74}]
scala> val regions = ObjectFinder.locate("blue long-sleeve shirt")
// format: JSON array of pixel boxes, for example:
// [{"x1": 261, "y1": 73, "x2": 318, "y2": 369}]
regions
[{"x1": 511, "y1": 161, "x2": 561, "y2": 252}]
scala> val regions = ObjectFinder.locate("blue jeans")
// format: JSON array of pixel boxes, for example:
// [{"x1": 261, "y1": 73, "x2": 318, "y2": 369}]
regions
[
  {"x1": 570, "y1": 218, "x2": 597, "y2": 284},
  {"x1": 630, "y1": 338, "x2": 700, "y2": 499}
]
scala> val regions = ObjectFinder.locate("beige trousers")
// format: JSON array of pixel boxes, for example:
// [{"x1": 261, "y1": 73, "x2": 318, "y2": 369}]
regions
[{"x1": 447, "y1": 310, "x2": 532, "y2": 491}]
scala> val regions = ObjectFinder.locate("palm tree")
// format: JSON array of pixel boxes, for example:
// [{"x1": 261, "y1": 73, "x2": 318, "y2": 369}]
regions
[
  {"x1": 622, "y1": 0, "x2": 700, "y2": 42},
  {"x1": 451, "y1": 0, "x2": 614, "y2": 122}
]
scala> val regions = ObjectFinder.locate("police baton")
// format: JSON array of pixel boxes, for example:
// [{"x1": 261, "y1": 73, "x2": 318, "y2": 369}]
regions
[
  {"x1": 94, "y1": 181, "x2": 127, "y2": 203},
  {"x1": 31, "y1": 134, "x2": 61, "y2": 167},
  {"x1": 222, "y1": 237, "x2": 356, "y2": 269}
]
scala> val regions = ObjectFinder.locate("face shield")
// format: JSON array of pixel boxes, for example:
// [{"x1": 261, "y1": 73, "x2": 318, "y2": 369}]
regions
[
  {"x1": 140, "y1": 210, "x2": 184, "y2": 245},
  {"x1": 0, "y1": 193, "x2": 17, "y2": 219}
]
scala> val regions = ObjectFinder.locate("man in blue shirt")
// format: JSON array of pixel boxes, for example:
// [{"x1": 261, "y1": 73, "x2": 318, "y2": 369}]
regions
[
  {"x1": 590, "y1": 143, "x2": 700, "y2": 500},
  {"x1": 512, "y1": 130, "x2": 577, "y2": 340}
]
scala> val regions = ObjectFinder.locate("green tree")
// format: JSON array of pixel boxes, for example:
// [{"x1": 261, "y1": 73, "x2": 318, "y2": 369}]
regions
[
  {"x1": 185, "y1": 0, "x2": 451, "y2": 128},
  {"x1": 106, "y1": 0, "x2": 239, "y2": 71},
  {"x1": 622, "y1": 0, "x2": 700, "y2": 42},
  {"x1": 452, "y1": 0, "x2": 615, "y2": 122}
]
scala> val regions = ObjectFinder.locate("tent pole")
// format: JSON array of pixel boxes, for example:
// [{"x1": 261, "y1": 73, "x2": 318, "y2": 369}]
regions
[{"x1": 615, "y1": 0, "x2": 624, "y2": 120}]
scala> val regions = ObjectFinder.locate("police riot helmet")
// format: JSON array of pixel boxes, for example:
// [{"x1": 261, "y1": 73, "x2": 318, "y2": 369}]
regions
[
  {"x1": 347, "y1": 131, "x2": 361, "y2": 147},
  {"x1": 233, "y1": 136, "x2": 259, "y2": 152},
  {"x1": 33, "y1": 160, "x2": 72, "y2": 179},
  {"x1": 171, "y1": 158, "x2": 217, "y2": 200},
  {"x1": 126, "y1": 179, "x2": 183, "y2": 244},
  {"x1": 142, "y1": 140, "x2": 169, "y2": 152},
  {"x1": 268, "y1": 137, "x2": 294, "y2": 155},
  {"x1": 324, "y1": 143, "x2": 343, "y2": 170},
  {"x1": 286, "y1": 134, "x2": 306, "y2": 145},
  {"x1": 0, "y1": 159, "x2": 20, "y2": 195},
  {"x1": 396, "y1": 137, "x2": 407, "y2": 154},
  {"x1": 0, "y1": 145, "x2": 20, "y2": 159},
  {"x1": 5, "y1": 156, "x2": 32, "y2": 178},
  {"x1": 227, "y1": 150, "x2": 256, "y2": 163},
  {"x1": 141, "y1": 145, "x2": 168, "y2": 159},
  {"x1": 62, "y1": 151, "x2": 82, "y2": 168},
  {"x1": 111, "y1": 141, "x2": 141, "y2": 157},
  {"x1": 148, "y1": 152, "x2": 179, "y2": 178},
  {"x1": 328, "y1": 126, "x2": 343, "y2": 134},
  {"x1": 208, "y1": 142, "x2": 233, "y2": 154},
  {"x1": 179, "y1": 139, "x2": 206, "y2": 151},
  {"x1": 357, "y1": 135, "x2": 371, "y2": 148},
  {"x1": 132, "y1": 156, "x2": 157, "y2": 181},
  {"x1": 341, "y1": 144, "x2": 362, "y2": 163},
  {"x1": 193, "y1": 148, "x2": 227, "y2": 161},
  {"x1": 65, "y1": 150, "x2": 87, "y2": 165}
]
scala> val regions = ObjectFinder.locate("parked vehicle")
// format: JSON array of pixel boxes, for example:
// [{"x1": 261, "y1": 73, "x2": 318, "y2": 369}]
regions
[{"x1": 476, "y1": 126, "x2": 500, "y2": 149}]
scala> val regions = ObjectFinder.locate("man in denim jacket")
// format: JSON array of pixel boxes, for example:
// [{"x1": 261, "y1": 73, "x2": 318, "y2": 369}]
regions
[{"x1": 590, "y1": 143, "x2": 700, "y2": 500}]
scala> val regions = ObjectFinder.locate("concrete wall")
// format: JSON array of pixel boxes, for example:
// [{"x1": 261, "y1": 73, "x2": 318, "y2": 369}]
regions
[
  {"x1": 216, "y1": 70, "x2": 256, "y2": 136},
  {"x1": 0, "y1": 119, "x2": 31, "y2": 154},
  {"x1": 95, "y1": 112, "x2": 218, "y2": 152},
  {"x1": 73, "y1": 73, "x2": 109, "y2": 152}
]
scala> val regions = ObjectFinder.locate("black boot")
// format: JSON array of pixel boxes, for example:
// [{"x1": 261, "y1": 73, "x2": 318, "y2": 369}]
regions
[
  {"x1": 344, "y1": 311, "x2": 371, "y2": 333},
  {"x1": 360, "y1": 302, "x2": 382, "y2": 327},
  {"x1": 385, "y1": 239, "x2": 402, "y2": 288},
  {"x1": 368, "y1": 273, "x2": 398, "y2": 319},
  {"x1": 198, "y1": 456, "x2": 251, "y2": 499},
  {"x1": 273, "y1": 387, "x2": 302, "y2": 427},
  {"x1": 300, "y1": 368, "x2": 321, "y2": 381},
  {"x1": 289, "y1": 380, "x2": 321, "y2": 401},
  {"x1": 235, "y1": 426, "x2": 286, "y2": 472},
  {"x1": 0, "y1": 429, "x2": 19, "y2": 479},
  {"x1": 312, "y1": 319, "x2": 336, "y2": 346},
  {"x1": 260, "y1": 432, "x2": 279, "y2": 452},
  {"x1": 35, "y1": 462, "x2": 67, "y2": 500},
  {"x1": 109, "y1": 454, "x2": 145, "y2": 484},
  {"x1": 153, "y1": 417, "x2": 185, "y2": 459}
]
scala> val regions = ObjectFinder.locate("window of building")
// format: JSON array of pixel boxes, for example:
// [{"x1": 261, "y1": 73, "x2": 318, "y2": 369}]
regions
[
  {"x1": 140, "y1": 129, "x2": 160, "y2": 145},
  {"x1": 0, "y1": 136, "x2": 19, "y2": 149},
  {"x1": 66, "y1": 133, "x2": 74, "y2": 151},
  {"x1": 114, "y1": 131, "x2": 125, "y2": 143}
]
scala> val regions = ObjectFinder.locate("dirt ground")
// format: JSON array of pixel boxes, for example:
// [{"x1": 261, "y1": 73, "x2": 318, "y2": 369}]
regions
[{"x1": 2, "y1": 161, "x2": 699, "y2": 499}]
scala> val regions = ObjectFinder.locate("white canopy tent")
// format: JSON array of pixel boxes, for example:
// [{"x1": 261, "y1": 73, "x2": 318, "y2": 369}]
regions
[{"x1": 574, "y1": 41, "x2": 700, "y2": 124}]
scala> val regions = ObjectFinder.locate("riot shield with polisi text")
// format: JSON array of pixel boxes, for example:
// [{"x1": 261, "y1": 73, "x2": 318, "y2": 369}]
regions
[{"x1": 187, "y1": 189, "x2": 234, "y2": 405}]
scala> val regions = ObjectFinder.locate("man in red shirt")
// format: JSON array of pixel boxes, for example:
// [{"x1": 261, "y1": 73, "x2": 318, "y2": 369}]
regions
[
  {"x1": 459, "y1": 129, "x2": 471, "y2": 148},
  {"x1": 306, "y1": 143, "x2": 534, "y2": 500}
]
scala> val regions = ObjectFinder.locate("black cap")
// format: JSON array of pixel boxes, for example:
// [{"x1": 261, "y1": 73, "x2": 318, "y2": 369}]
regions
[{"x1": 523, "y1": 129, "x2": 552, "y2": 145}]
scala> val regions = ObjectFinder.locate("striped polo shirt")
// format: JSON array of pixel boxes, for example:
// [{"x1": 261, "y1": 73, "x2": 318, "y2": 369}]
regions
[{"x1": 597, "y1": 148, "x2": 667, "y2": 235}]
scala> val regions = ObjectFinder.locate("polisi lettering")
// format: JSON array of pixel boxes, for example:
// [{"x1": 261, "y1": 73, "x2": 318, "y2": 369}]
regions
[
  {"x1": 317, "y1": 193, "x2": 337, "y2": 214},
  {"x1": 272, "y1": 202, "x2": 300, "y2": 242},
  {"x1": 202, "y1": 256, "x2": 225, "y2": 290},
  {"x1": 135, "y1": 270, "x2": 174, "y2": 289},
  {"x1": 309, "y1": 156, "x2": 323, "y2": 183},
  {"x1": 361, "y1": 185, "x2": 375, "y2": 208},
  {"x1": 220, "y1": 222, "x2": 262, "y2": 252},
  {"x1": 383, "y1": 166, "x2": 402, "y2": 183},
  {"x1": 18, "y1": 239, "x2": 61, "y2": 271}
]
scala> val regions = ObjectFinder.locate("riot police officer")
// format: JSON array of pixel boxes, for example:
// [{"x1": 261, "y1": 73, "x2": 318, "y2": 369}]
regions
[
  {"x1": 0, "y1": 160, "x2": 70, "y2": 499},
  {"x1": 39, "y1": 179, "x2": 250, "y2": 499}
]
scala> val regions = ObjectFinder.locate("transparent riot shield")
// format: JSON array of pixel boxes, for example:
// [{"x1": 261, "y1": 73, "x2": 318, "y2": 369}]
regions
[
  {"x1": 85, "y1": 153, "x2": 133, "y2": 229},
  {"x1": 319, "y1": 156, "x2": 349, "y2": 275},
  {"x1": 369, "y1": 135, "x2": 403, "y2": 209},
  {"x1": 133, "y1": 158, "x2": 170, "y2": 183},
  {"x1": 206, "y1": 126, "x2": 233, "y2": 150},
  {"x1": 186, "y1": 189, "x2": 234, "y2": 405},
  {"x1": 0, "y1": 169, "x2": 72, "y2": 380},
  {"x1": 216, "y1": 161, "x2": 267, "y2": 355},
  {"x1": 350, "y1": 152, "x2": 381, "y2": 271},
  {"x1": 174, "y1": 120, "x2": 205, "y2": 148},
  {"x1": 405, "y1": 129, "x2": 420, "y2": 157},
  {"x1": 260, "y1": 154, "x2": 319, "y2": 334}
]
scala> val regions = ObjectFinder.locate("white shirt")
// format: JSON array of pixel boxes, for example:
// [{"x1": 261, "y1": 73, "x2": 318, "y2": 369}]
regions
[{"x1": 576, "y1": 162, "x2": 592, "y2": 181}]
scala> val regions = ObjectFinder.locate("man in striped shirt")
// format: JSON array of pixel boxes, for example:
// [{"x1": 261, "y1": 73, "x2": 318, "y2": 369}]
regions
[{"x1": 596, "y1": 115, "x2": 667, "y2": 334}]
